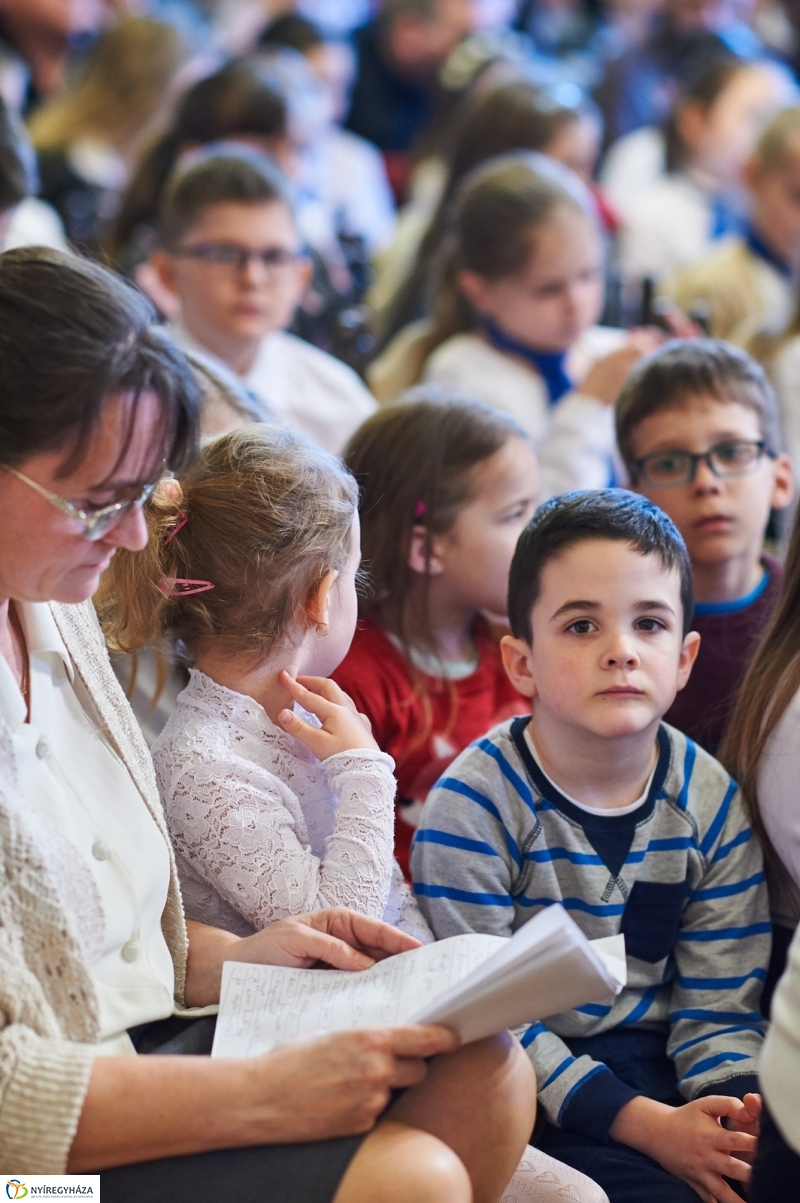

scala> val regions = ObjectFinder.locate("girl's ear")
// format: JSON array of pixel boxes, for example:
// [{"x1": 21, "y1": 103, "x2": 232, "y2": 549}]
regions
[
  {"x1": 305, "y1": 568, "x2": 340, "y2": 630},
  {"x1": 500, "y1": 635, "x2": 537, "y2": 698},
  {"x1": 456, "y1": 268, "x2": 496, "y2": 315},
  {"x1": 408, "y1": 527, "x2": 444, "y2": 576}
]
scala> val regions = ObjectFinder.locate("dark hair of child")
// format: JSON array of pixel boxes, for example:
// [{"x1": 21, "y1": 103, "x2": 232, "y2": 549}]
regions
[
  {"x1": 418, "y1": 150, "x2": 598, "y2": 367},
  {"x1": 107, "y1": 58, "x2": 290, "y2": 266},
  {"x1": 158, "y1": 145, "x2": 294, "y2": 249},
  {"x1": 721, "y1": 505, "x2": 800, "y2": 894},
  {"x1": 507, "y1": 489, "x2": 694, "y2": 644},
  {"x1": 344, "y1": 389, "x2": 528, "y2": 659},
  {"x1": 380, "y1": 81, "x2": 601, "y2": 345},
  {"x1": 258, "y1": 13, "x2": 323, "y2": 53},
  {"x1": 615, "y1": 338, "x2": 782, "y2": 480},
  {"x1": 0, "y1": 97, "x2": 35, "y2": 213},
  {"x1": 664, "y1": 55, "x2": 749, "y2": 173}
]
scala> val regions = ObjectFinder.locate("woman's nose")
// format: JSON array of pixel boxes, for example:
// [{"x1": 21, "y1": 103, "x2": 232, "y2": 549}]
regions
[{"x1": 104, "y1": 504, "x2": 149, "y2": 553}]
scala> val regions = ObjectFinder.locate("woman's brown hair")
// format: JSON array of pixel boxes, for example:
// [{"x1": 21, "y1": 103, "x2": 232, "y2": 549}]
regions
[
  {"x1": 720, "y1": 508, "x2": 800, "y2": 896},
  {"x1": 416, "y1": 151, "x2": 599, "y2": 369},
  {"x1": 98, "y1": 425, "x2": 357, "y2": 665},
  {"x1": 379, "y1": 81, "x2": 599, "y2": 346}
]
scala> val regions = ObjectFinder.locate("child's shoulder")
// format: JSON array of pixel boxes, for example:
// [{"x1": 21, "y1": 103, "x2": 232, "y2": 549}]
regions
[
  {"x1": 658, "y1": 721, "x2": 743, "y2": 827},
  {"x1": 425, "y1": 331, "x2": 536, "y2": 384},
  {"x1": 264, "y1": 331, "x2": 374, "y2": 395},
  {"x1": 430, "y1": 715, "x2": 529, "y2": 796}
]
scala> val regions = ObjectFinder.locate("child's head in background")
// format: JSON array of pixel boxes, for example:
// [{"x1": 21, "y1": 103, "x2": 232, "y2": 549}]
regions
[
  {"x1": 743, "y1": 106, "x2": 800, "y2": 268},
  {"x1": 502, "y1": 490, "x2": 698, "y2": 747},
  {"x1": 664, "y1": 56, "x2": 794, "y2": 187},
  {"x1": 344, "y1": 390, "x2": 538, "y2": 661},
  {"x1": 426, "y1": 151, "x2": 604, "y2": 358},
  {"x1": 0, "y1": 97, "x2": 35, "y2": 247},
  {"x1": 98, "y1": 425, "x2": 359, "y2": 681},
  {"x1": 617, "y1": 339, "x2": 792, "y2": 602},
  {"x1": 150, "y1": 147, "x2": 311, "y2": 375}
]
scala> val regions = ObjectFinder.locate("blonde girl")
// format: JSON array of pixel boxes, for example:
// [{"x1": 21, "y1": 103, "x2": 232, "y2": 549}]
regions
[{"x1": 99, "y1": 425, "x2": 429, "y2": 941}]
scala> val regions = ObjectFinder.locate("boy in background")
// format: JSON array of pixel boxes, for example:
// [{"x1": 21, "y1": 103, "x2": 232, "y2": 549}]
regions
[
  {"x1": 667, "y1": 107, "x2": 800, "y2": 341},
  {"x1": 149, "y1": 145, "x2": 376, "y2": 457},
  {"x1": 617, "y1": 338, "x2": 792, "y2": 753},
  {"x1": 411, "y1": 490, "x2": 766, "y2": 1203}
]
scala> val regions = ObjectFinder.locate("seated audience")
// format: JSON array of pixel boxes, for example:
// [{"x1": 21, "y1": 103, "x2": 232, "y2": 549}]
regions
[
  {"x1": 616, "y1": 339, "x2": 793, "y2": 754},
  {"x1": 722, "y1": 504, "x2": 800, "y2": 1005},
  {"x1": 149, "y1": 147, "x2": 376, "y2": 456},
  {"x1": 373, "y1": 152, "x2": 648, "y2": 497},
  {"x1": 333, "y1": 393, "x2": 535, "y2": 877},
  {"x1": 0, "y1": 243, "x2": 536, "y2": 1195},
  {"x1": 27, "y1": 17, "x2": 186, "y2": 256},
  {"x1": 0, "y1": 91, "x2": 30, "y2": 246},
  {"x1": 615, "y1": 57, "x2": 793, "y2": 283},
  {"x1": 412, "y1": 488, "x2": 767, "y2": 1203},
  {"x1": 667, "y1": 106, "x2": 800, "y2": 340},
  {"x1": 758, "y1": 293, "x2": 800, "y2": 476},
  {"x1": 373, "y1": 78, "x2": 605, "y2": 346},
  {"x1": 99, "y1": 424, "x2": 428, "y2": 941}
]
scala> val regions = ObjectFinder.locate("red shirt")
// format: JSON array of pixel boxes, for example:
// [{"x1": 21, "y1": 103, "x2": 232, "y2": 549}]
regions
[{"x1": 332, "y1": 617, "x2": 529, "y2": 876}]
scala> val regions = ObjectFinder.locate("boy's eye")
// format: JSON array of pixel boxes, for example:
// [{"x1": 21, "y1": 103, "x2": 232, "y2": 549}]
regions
[
  {"x1": 566, "y1": 619, "x2": 596, "y2": 635},
  {"x1": 634, "y1": 617, "x2": 665, "y2": 632}
]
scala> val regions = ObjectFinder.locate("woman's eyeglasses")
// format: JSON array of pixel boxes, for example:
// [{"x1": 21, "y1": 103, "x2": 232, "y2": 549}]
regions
[
  {"x1": 634, "y1": 440, "x2": 770, "y2": 488},
  {"x1": 170, "y1": 243, "x2": 304, "y2": 274},
  {"x1": 4, "y1": 465, "x2": 157, "y2": 541}
]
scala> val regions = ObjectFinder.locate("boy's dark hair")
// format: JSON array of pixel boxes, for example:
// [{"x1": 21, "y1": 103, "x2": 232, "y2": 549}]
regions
[
  {"x1": 616, "y1": 338, "x2": 782, "y2": 478},
  {"x1": 508, "y1": 489, "x2": 694, "y2": 643},
  {"x1": 0, "y1": 96, "x2": 36, "y2": 212},
  {"x1": 158, "y1": 145, "x2": 294, "y2": 248},
  {"x1": 258, "y1": 14, "x2": 323, "y2": 53}
]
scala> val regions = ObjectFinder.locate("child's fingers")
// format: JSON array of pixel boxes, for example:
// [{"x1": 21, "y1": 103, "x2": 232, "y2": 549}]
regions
[
  {"x1": 296, "y1": 675, "x2": 357, "y2": 711},
  {"x1": 277, "y1": 707, "x2": 329, "y2": 754},
  {"x1": 279, "y1": 672, "x2": 339, "y2": 719}
]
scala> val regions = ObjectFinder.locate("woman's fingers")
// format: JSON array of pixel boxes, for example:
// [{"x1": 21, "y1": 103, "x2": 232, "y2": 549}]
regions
[{"x1": 309, "y1": 908, "x2": 423, "y2": 959}]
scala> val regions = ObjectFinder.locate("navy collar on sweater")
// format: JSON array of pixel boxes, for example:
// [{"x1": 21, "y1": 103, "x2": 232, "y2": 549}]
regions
[
  {"x1": 482, "y1": 317, "x2": 573, "y2": 406},
  {"x1": 744, "y1": 224, "x2": 792, "y2": 280}
]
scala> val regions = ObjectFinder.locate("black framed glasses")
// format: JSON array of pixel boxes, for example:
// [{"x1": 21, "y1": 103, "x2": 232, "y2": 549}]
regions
[
  {"x1": 4, "y1": 466, "x2": 157, "y2": 541},
  {"x1": 171, "y1": 243, "x2": 304, "y2": 273},
  {"x1": 634, "y1": 440, "x2": 771, "y2": 488}
]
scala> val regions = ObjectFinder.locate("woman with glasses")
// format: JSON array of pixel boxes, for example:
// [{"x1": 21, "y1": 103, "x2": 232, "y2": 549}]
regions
[{"x1": 0, "y1": 245, "x2": 536, "y2": 1200}]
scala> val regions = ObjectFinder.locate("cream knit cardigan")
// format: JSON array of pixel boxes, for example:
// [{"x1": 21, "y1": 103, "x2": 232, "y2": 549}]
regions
[{"x1": 0, "y1": 600, "x2": 188, "y2": 1173}]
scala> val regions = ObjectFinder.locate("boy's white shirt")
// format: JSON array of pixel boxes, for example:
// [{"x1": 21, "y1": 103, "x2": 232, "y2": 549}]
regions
[
  {"x1": 169, "y1": 323, "x2": 377, "y2": 457},
  {"x1": 617, "y1": 173, "x2": 738, "y2": 283},
  {"x1": 422, "y1": 326, "x2": 624, "y2": 501}
]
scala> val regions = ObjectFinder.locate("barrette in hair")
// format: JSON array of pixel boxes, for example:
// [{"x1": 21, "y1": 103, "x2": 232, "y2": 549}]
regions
[
  {"x1": 414, "y1": 500, "x2": 427, "y2": 521},
  {"x1": 157, "y1": 577, "x2": 215, "y2": 597},
  {"x1": 164, "y1": 512, "x2": 189, "y2": 546}
]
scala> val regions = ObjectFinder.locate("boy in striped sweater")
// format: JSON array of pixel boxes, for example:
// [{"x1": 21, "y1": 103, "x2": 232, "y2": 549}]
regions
[{"x1": 411, "y1": 490, "x2": 768, "y2": 1203}]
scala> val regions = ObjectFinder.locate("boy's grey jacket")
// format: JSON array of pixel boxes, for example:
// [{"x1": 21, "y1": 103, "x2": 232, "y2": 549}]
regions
[{"x1": 411, "y1": 717, "x2": 768, "y2": 1142}]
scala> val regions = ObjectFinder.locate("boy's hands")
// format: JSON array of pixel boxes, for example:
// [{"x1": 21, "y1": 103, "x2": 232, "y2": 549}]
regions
[
  {"x1": 277, "y1": 671, "x2": 379, "y2": 758},
  {"x1": 609, "y1": 1093, "x2": 758, "y2": 1203}
]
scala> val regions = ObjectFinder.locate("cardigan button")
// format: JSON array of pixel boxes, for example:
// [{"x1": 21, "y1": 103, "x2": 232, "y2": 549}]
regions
[
  {"x1": 121, "y1": 939, "x2": 141, "y2": 963},
  {"x1": 35, "y1": 738, "x2": 49, "y2": 759},
  {"x1": 92, "y1": 840, "x2": 112, "y2": 861}
]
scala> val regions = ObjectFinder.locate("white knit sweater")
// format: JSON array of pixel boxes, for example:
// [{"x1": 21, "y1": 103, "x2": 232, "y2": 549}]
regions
[{"x1": 0, "y1": 600, "x2": 187, "y2": 1172}]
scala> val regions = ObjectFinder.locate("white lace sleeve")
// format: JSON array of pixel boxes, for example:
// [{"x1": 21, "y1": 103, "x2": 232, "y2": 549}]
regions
[
  {"x1": 159, "y1": 743, "x2": 397, "y2": 930},
  {"x1": 382, "y1": 861, "x2": 434, "y2": 943}
]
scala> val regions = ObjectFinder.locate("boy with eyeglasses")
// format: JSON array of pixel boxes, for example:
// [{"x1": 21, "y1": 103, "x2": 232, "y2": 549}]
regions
[
  {"x1": 616, "y1": 338, "x2": 793, "y2": 754},
  {"x1": 149, "y1": 146, "x2": 376, "y2": 455}
]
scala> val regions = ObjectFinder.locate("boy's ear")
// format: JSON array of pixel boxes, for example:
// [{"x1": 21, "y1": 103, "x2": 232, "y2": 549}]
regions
[
  {"x1": 148, "y1": 249, "x2": 179, "y2": 298},
  {"x1": 305, "y1": 569, "x2": 339, "y2": 630},
  {"x1": 408, "y1": 527, "x2": 444, "y2": 576},
  {"x1": 675, "y1": 630, "x2": 701, "y2": 693},
  {"x1": 500, "y1": 634, "x2": 537, "y2": 698},
  {"x1": 770, "y1": 452, "x2": 794, "y2": 511}
]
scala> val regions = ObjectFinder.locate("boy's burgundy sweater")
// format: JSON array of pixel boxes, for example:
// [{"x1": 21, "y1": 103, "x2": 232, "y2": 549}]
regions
[{"x1": 665, "y1": 554, "x2": 783, "y2": 755}]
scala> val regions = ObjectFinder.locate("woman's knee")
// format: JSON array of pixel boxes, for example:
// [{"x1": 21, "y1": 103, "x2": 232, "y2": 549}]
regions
[
  {"x1": 449, "y1": 1032, "x2": 537, "y2": 1127},
  {"x1": 333, "y1": 1121, "x2": 470, "y2": 1203}
]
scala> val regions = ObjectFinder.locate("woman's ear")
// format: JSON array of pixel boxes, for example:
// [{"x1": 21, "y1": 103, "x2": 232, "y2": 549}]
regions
[
  {"x1": 500, "y1": 635, "x2": 537, "y2": 698},
  {"x1": 305, "y1": 569, "x2": 339, "y2": 631},
  {"x1": 408, "y1": 527, "x2": 444, "y2": 576}
]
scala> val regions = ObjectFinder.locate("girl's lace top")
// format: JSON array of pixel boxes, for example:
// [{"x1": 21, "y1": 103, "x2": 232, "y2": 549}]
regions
[{"x1": 152, "y1": 670, "x2": 431, "y2": 942}]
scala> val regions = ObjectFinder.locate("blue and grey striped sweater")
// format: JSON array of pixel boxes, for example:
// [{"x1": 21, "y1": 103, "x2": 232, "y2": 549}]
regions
[{"x1": 410, "y1": 716, "x2": 769, "y2": 1141}]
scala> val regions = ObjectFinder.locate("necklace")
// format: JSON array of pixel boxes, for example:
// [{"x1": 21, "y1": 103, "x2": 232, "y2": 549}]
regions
[{"x1": 8, "y1": 602, "x2": 30, "y2": 721}]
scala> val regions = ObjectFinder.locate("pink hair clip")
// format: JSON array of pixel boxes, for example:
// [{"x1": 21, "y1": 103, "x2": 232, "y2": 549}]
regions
[
  {"x1": 164, "y1": 512, "x2": 189, "y2": 546},
  {"x1": 157, "y1": 577, "x2": 215, "y2": 597},
  {"x1": 414, "y1": 500, "x2": 427, "y2": 521}
]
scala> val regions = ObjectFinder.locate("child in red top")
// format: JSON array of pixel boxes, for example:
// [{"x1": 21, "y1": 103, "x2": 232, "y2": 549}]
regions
[{"x1": 333, "y1": 391, "x2": 536, "y2": 875}]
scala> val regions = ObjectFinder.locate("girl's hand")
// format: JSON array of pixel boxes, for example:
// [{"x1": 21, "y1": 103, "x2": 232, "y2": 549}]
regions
[
  {"x1": 245, "y1": 1025, "x2": 461, "y2": 1144},
  {"x1": 609, "y1": 1094, "x2": 758, "y2": 1203},
  {"x1": 277, "y1": 670, "x2": 379, "y2": 757},
  {"x1": 580, "y1": 338, "x2": 659, "y2": 406}
]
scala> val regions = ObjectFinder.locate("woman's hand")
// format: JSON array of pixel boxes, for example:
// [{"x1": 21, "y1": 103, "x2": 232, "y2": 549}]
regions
[
  {"x1": 609, "y1": 1094, "x2": 758, "y2": 1203},
  {"x1": 185, "y1": 911, "x2": 422, "y2": 1006},
  {"x1": 277, "y1": 671, "x2": 379, "y2": 757}
]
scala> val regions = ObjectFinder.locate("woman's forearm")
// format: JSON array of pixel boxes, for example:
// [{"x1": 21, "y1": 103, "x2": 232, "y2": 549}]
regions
[{"x1": 183, "y1": 918, "x2": 242, "y2": 1007}]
